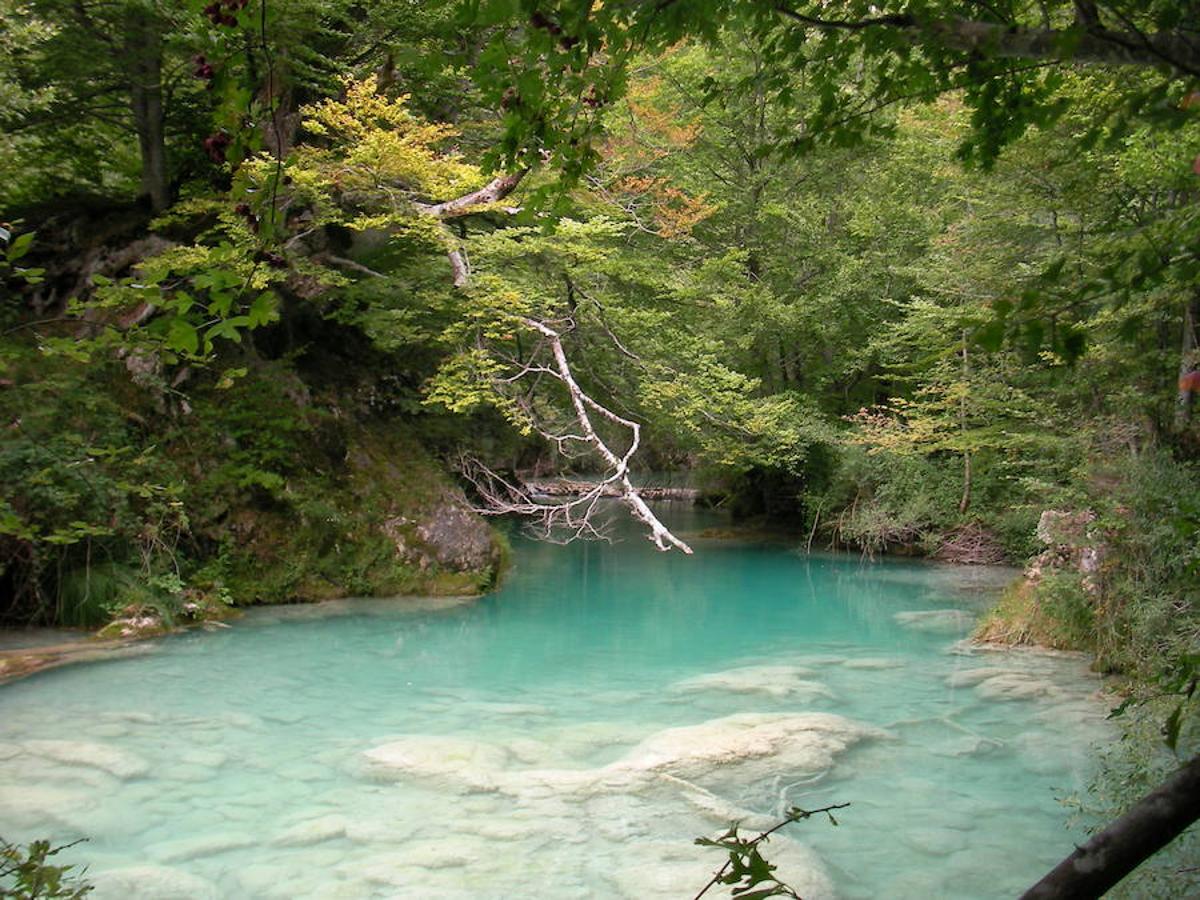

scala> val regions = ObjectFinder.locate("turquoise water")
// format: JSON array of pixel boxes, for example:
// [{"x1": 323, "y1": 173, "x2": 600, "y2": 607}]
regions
[{"x1": 0, "y1": 505, "x2": 1111, "y2": 898}]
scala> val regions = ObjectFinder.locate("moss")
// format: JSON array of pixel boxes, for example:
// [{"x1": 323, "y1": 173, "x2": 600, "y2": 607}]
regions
[
  {"x1": 95, "y1": 615, "x2": 171, "y2": 640},
  {"x1": 975, "y1": 572, "x2": 1095, "y2": 651},
  {"x1": 1, "y1": 343, "x2": 503, "y2": 626},
  {"x1": 488, "y1": 529, "x2": 513, "y2": 589},
  {"x1": 212, "y1": 417, "x2": 504, "y2": 605}
]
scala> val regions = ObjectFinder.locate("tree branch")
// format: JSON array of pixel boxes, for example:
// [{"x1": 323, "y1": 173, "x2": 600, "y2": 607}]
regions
[
  {"x1": 415, "y1": 170, "x2": 529, "y2": 219},
  {"x1": 694, "y1": 802, "x2": 851, "y2": 899},
  {"x1": 423, "y1": 174, "x2": 690, "y2": 552},
  {"x1": 773, "y1": 5, "x2": 1200, "y2": 77},
  {"x1": 1021, "y1": 754, "x2": 1200, "y2": 898},
  {"x1": 516, "y1": 317, "x2": 693, "y2": 554},
  {"x1": 415, "y1": 170, "x2": 529, "y2": 286}
]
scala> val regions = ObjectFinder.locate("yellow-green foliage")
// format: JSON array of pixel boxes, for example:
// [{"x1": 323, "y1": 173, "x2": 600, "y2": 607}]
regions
[{"x1": 290, "y1": 77, "x2": 484, "y2": 235}]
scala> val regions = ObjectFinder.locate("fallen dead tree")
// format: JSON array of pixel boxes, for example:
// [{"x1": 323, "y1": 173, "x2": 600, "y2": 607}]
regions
[
  {"x1": 416, "y1": 172, "x2": 693, "y2": 554},
  {"x1": 455, "y1": 317, "x2": 692, "y2": 554}
]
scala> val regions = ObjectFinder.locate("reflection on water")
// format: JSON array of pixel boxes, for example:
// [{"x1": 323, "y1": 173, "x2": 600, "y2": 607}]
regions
[{"x1": 0, "y1": 504, "x2": 1111, "y2": 898}]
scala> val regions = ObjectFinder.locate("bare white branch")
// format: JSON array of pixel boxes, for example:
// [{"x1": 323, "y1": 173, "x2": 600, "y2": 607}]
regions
[
  {"x1": 415, "y1": 171, "x2": 529, "y2": 219},
  {"x1": 458, "y1": 455, "x2": 615, "y2": 545},
  {"x1": 513, "y1": 317, "x2": 693, "y2": 554},
  {"x1": 421, "y1": 170, "x2": 691, "y2": 553},
  {"x1": 415, "y1": 170, "x2": 529, "y2": 287}
]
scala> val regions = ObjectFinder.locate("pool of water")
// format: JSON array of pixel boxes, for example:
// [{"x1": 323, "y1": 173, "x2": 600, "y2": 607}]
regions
[{"x1": 0, "y1": 505, "x2": 1112, "y2": 898}]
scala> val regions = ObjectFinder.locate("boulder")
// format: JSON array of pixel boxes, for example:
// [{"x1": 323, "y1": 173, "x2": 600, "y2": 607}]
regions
[
  {"x1": 413, "y1": 488, "x2": 500, "y2": 573},
  {"x1": 1036, "y1": 510, "x2": 1095, "y2": 549}
]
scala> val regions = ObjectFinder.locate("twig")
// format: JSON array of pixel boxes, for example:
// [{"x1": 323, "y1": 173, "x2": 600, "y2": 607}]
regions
[{"x1": 694, "y1": 802, "x2": 850, "y2": 899}]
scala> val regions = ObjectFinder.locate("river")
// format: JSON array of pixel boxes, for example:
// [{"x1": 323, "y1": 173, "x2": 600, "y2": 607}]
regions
[{"x1": 0, "y1": 504, "x2": 1112, "y2": 898}]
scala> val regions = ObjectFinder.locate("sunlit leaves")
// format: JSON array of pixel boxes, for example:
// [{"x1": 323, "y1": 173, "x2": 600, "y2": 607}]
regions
[{"x1": 299, "y1": 77, "x2": 480, "y2": 208}]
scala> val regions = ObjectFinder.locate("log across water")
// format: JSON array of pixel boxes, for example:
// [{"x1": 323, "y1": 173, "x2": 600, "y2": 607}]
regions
[{"x1": 522, "y1": 477, "x2": 700, "y2": 501}]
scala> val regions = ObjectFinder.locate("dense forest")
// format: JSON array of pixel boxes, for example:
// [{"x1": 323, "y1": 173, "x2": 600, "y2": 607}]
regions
[{"x1": 1, "y1": 0, "x2": 1199, "y2": 895}]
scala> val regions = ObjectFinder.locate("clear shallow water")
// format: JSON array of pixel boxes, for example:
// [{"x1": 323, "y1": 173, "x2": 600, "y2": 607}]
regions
[{"x1": 0, "y1": 505, "x2": 1112, "y2": 898}]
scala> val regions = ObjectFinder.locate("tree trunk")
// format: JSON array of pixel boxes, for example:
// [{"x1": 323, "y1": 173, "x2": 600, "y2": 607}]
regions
[
  {"x1": 1176, "y1": 293, "x2": 1199, "y2": 430},
  {"x1": 958, "y1": 329, "x2": 971, "y2": 514},
  {"x1": 780, "y1": 337, "x2": 796, "y2": 385},
  {"x1": 959, "y1": 451, "x2": 972, "y2": 515},
  {"x1": 127, "y1": 19, "x2": 168, "y2": 213},
  {"x1": 1021, "y1": 754, "x2": 1200, "y2": 899}
]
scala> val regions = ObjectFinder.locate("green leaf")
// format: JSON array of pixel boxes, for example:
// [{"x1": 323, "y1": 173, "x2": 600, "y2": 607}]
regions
[
  {"x1": 208, "y1": 290, "x2": 235, "y2": 318},
  {"x1": 166, "y1": 319, "x2": 199, "y2": 356},
  {"x1": 7, "y1": 231, "x2": 34, "y2": 262},
  {"x1": 732, "y1": 888, "x2": 788, "y2": 900},
  {"x1": 205, "y1": 316, "x2": 252, "y2": 344},
  {"x1": 1107, "y1": 696, "x2": 1136, "y2": 719},
  {"x1": 247, "y1": 291, "x2": 279, "y2": 327}
]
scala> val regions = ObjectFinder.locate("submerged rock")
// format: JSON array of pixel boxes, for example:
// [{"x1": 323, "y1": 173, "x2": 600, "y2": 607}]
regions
[
  {"x1": 973, "y1": 673, "x2": 1062, "y2": 702},
  {"x1": 945, "y1": 666, "x2": 1013, "y2": 688},
  {"x1": 146, "y1": 831, "x2": 256, "y2": 863},
  {"x1": 610, "y1": 836, "x2": 834, "y2": 900},
  {"x1": 615, "y1": 713, "x2": 879, "y2": 779},
  {"x1": 24, "y1": 739, "x2": 149, "y2": 779},
  {"x1": 671, "y1": 665, "x2": 830, "y2": 700},
  {"x1": 362, "y1": 734, "x2": 510, "y2": 791},
  {"x1": 0, "y1": 784, "x2": 94, "y2": 830},
  {"x1": 842, "y1": 657, "x2": 905, "y2": 670},
  {"x1": 270, "y1": 813, "x2": 349, "y2": 847},
  {"x1": 360, "y1": 712, "x2": 883, "y2": 803},
  {"x1": 179, "y1": 748, "x2": 227, "y2": 768},
  {"x1": 893, "y1": 609, "x2": 973, "y2": 634},
  {"x1": 900, "y1": 826, "x2": 970, "y2": 857},
  {"x1": 89, "y1": 865, "x2": 221, "y2": 900}
]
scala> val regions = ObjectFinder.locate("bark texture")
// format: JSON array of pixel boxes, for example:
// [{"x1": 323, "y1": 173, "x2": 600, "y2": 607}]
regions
[{"x1": 1021, "y1": 754, "x2": 1200, "y2": 899}]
